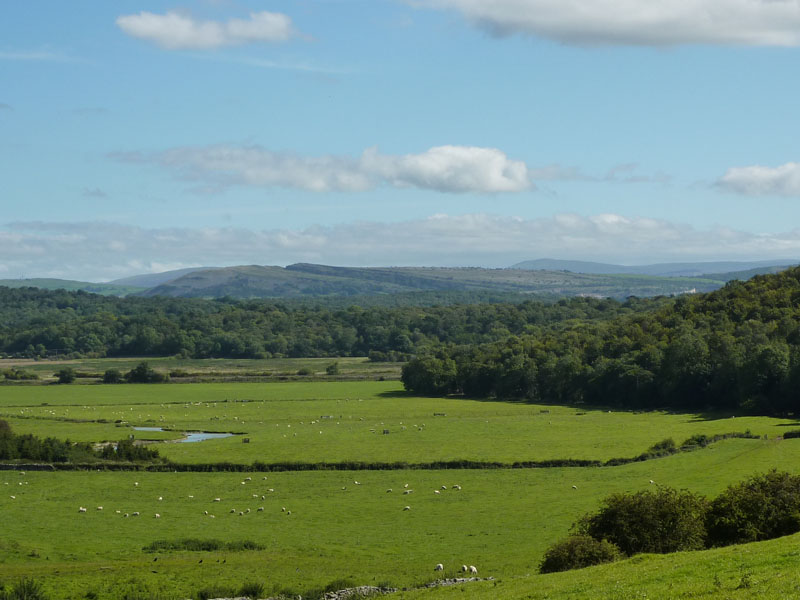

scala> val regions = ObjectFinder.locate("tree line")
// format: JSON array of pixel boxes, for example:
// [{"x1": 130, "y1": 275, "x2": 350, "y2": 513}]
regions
[{"x1": 0, "y1": 286, "x2": 657, "y2": 360}]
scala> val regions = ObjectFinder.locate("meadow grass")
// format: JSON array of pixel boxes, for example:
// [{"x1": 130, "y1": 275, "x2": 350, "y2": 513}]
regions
[
  {"x1": 3, "y1": 380, "x2": 800, "y2": 598},
  {"x1": 1, "y1": 381, "x2": 797, "y2": 464},
  {"x1": 0, "y1": 356, "x2": 401, "y2": 382},
  {"x1": 2, "y1": 437, "x2": 800, "y2": 598}
]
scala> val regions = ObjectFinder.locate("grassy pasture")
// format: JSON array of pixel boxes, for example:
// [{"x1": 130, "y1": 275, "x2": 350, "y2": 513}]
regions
[
  {"x1": 2, "y1": 438, "x2": 800, "y2": 598},
  {"x1": 0, "y1": 356, "x2": 402, "y2": 382},
  {"x1": 1, "y1": 381, "x2": 798, "y2": 464},
  {"x1": 3, "y1": 380, "x2": 800, "y2": 598}
]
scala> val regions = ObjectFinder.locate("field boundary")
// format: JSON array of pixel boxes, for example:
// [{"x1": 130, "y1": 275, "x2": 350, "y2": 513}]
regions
[{"x1": 0, "y1": 431, "x2": 761, "y2": 472}]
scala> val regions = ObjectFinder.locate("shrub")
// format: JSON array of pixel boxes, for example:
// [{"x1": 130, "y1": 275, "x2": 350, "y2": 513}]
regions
[
  {"x1": 0, "y1": 577, "x2": 48, "y2": 600},
  {"x1": 102, "y1": 368, "x2": 123, "y2": 384},
  {"x1": 539, "y1": 535, "x2": 622, "y2": 573},
  {"x1": 296, "y1": 367, "x2": 313, "y2": 376},
  {"x1": 576, "y1": 486, "x2": 708, "y2": 555},
  {"x1": 706, "y1": 470, "x2": 800, "y2": 547},
  {"x1": 782, "y1": 430, "x2": 800, "y2": 440},
  {"x1": 237, "y1": 582, "x2": 265, "y2": 599},
  {"x1": 325, "y1": 362, "x2": 340, "y2": 375},
  {"x1": 125, "y1": 362, "x2": 168, "y2": 383},
  {"x1": 56, "y1": 368, "x2": 76, "y2": 384}
]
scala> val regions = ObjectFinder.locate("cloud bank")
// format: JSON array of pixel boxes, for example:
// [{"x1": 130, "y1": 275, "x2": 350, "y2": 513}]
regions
[
  {"x1": 3, "y1": 214, "x2": 799, "y2": 281},
  {"x1": 718, "y1": 162, "x2": 800, "y2": 197},
  {"x1": 119, "y1": 144, "x2": 533, "y2": 193},
  {"x1": 116, "y1": 11, "x2": 296, "y2": 50},
  {"x1": 414, "y1": 0, "x2": 800, "y2": 46}
]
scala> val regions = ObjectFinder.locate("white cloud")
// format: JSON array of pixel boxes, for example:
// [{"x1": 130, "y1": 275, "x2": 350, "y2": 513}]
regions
[
  {"x1": 413, "y1": 0, "x2": 800, "y2": 46},
  {"x1": 3, "y1": 215, "x2": 800, "y2": 281},
  {"x1": 718, "y1": 162, "x2": 800, "y2": 197},
  {"x1": 128, "y1": 144, "x2": 533, "y2": 194},
  {"x1": 116, "y1": 10, "x2": 295, "y2": 50}
]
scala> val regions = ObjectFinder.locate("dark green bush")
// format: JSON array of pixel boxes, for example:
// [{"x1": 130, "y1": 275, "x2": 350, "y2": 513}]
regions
[
  {"x1": 102, "y1": 368, "x2": 123, "y2": 383},
  {"x1": 539, "y1": 535, "x2": 622, "y2": 573},
  {"x1": 56, "y1": 367, "x2": 76, "y2": 384},
  {"x1": 706, "y1": 470, "x2": 800, "y2": 547},
  {"x1": 194, "y1": 586, "x2": 236, "y2": 600},
  {"x1": 782, "y1": 430, "x2": 800, "y2": 440},
  {"x1": 576, "y1": 486, "x2": 708, "y2": 555},
  {"x1": 125, "y1": 362, "x2": 168, "y2": 383},
  {"x1": 296, "y1": 367, "x2": 313, "y2": 376},
  {"x1": 325, "y1": 362, "x2": 339, "y2": 375}
]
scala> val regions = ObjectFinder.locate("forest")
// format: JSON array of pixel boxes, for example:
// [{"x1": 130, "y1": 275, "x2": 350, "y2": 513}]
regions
[
  {"x1": 402, "y1": 267, "x2": 800, "y2": 415},
  {"x1": 0, "y1": 286, "x2": 657, "y2": 360}
]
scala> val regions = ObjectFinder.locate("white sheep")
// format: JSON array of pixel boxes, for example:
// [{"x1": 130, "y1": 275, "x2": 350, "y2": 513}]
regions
[
  {"x1": 213, "y1": 497, "x2": 221, "y2": 502},
  {"x1": 230, "y1": 508, "x2": 236, "y2": 513},
  {"x1": 469, "y1": 565, "x2": 478, "y2": 574},
  {"x1": 572, "y1": 485, "x2": 578, "y2": 489},
  {"x1": 434, "y1": 563, "x2": 443, "y2": 571},
  {"x1": 386, "y1": 489, "x2": 393, "y2": 493},
  {"x1": 434, "y1": 490, "x2": 440, "y2": 494},
  {"x1": 154, "y1": 513, "x2": 161, "y2": 518},
  {"x1": 403, "y1": 506, "x2": 411, "y2": 511},
  {"x1": 461, "y1": 565, "x2": 468, "y2": 573},
  {"x1": 132, "y1": 512, "x2": 140, "y2": 516},
  {"x1": 96, "y1": 506, "x2": 103, "y2": 511},
  {"x1": 257, "y1": 506, "x2": 264, "y2": 512},
  {"x1": 78, "y1": 506, "x2": 87, "y2": 513}
]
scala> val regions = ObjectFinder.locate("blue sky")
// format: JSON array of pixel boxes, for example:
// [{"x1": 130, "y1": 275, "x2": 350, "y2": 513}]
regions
[{"x1": 3, "y1": 0, "x2": 800, "y2": 281}]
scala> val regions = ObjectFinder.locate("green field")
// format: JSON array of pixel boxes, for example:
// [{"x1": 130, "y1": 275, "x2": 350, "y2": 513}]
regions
[
  {"x1": 2, "y1": 380, "x2": 800, "y2": 599},
  {"x1": 1, "y1": 356, "x2": 402, "y2": 383}
]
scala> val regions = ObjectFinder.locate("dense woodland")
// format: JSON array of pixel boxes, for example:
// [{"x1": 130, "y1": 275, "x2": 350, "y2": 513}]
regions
[
  {"x1": 0, "y1": 287, "x2": 655, "y2": 360},
  {"x1": 402, "y1": 267, "x2": 800, "y2": 415}
]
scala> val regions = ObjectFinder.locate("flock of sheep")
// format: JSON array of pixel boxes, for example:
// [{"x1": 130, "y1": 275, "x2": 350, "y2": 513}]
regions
[{"x1": 435, "y1": 563, "x2": 478, "y2": 574}]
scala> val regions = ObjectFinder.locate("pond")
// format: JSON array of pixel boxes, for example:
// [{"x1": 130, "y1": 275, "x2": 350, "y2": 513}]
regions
[{"x1": 132, "y1": 426, "x2": 234, "y2": 443}]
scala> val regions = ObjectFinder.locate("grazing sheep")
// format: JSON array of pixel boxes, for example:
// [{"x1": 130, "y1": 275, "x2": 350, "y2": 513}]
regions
[
  {"x1": 469, "y1": 565, "x2": 478, "y2": 574},
  {"x1": 649, "y1": 480, "x2": 655, "y2": 484},
  {"x1": 208, "y1": 514, "x2": 215, "y2": 518},
  {"x1": 572, "y1": 485, "x2": 578, "y2": 489},
  {"x1": 261, "y1": 495, "x2": 266, "y2": 500},
  {"x1": 245, "y1": 508, "x2": 251, "y2": 513},
  {"x1": 134, "y1": 482, "x2": 138, "y2": 486},
  {"x1": 404, "y1": 483, "x2": 409, "y2": 488},
  {"x1": 268, "y1": 488, "x2": 274, "y2": 492},
  {"x1": 434, "y1": 490, "x2": 440, "y2": 494},
  {"x1": 354, "y1": 481, "x2": 360, "y2": 485},
  {"x1": 441, "y1": 486, "x2": 447, "y2": 490},
  {"x1": 78, "y1": 507, "x2": 87, "y2": 513},
  {"x1": 124, "y1": 513, "x2": 129, "y2": 518},
  {"x1": 257, "y1": 507, "x2": 264, "y2": 512},
  {"x1": 245, "y1": 477, "x2": 252, "y2": 481},
  {"x1": 281, "y1": 507, "x2": 286, "y2": 512},
  {"x1": 96, "y1": 506, "x2": 103, "y2": 511},
  {"x1": 132, "y1": 512, "x2": 140, "y2": 516},
  {"x1": 238, "y1": 511, "x2": 244, "y2": 516},
  {"x1": 158, "y1": 496, "x2": 163, "y2": 501},
  {"x1": 403, "y1": 490, "x2": 413, "y2": 495},
  {"x1": 403, "y1": 506, "x2": 411, "y2": 511},
  {"x1": 252, "y1": 494, "x2": 259, "y2": 498},
  {"x1": 154, "y1": 514, "x2": 161, "y2": 518},
  {"x1": 213, "y1": 498, "x2": 221, "y2": 502},
  {"x1": 461, "y1": 565, "x2": 468, "y2": 573},
  {"x1": 203, "y1": 510, "x2": 209, "y2": 515},
  {"x1": 262, "y1": 476, "x2": 268, "y2": 480},
  {"x1": 453, "y1": 485, "x2": 462, "y2": 490},
  {"x1": 386, "y1": 489, "x2": 392, "y2": 493},
  {"x1": 434, "y1": 563, "x2": 444, "y2": 571}
]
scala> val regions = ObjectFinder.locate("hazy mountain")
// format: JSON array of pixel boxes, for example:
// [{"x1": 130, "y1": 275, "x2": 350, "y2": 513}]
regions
[
  {"x1": 109, "y1": 266, "x2": 216, "y2": 288},
  {"x1": 0, "y1": 278, "x2": 144, "y2": 296},
  {"x1": 510, "y1": 258, "x2": 798, "y2": 277},
  {"x1": 136, "y1": 263, "x2": 724, "y2": 300}
]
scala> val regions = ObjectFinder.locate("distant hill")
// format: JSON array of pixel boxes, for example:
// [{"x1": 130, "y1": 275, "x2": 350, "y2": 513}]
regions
[
  {"x1": 109, "y1": 266, "x2": 216, "y2": 288},
  {"x1": 137, "y1": 263, "x2": 724, "y2": 300},
  {"x1": 0, "y1": 278, "x2": 143, "y2": 296},
  {"x1": 511, "y1": 258, "x2": 797, "y2": 277}
]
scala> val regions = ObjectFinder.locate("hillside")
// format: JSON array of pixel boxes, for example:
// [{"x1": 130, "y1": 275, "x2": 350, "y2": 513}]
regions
[
  {"x1": 109, "y1": 266, "x2": 215, "y2": 288},
  {"x1": 510, "y1": 258, "x2": 797, "y2": 277},
  {"x1": 138, "y1": 263, "x2": 724, "y2": 300}
]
